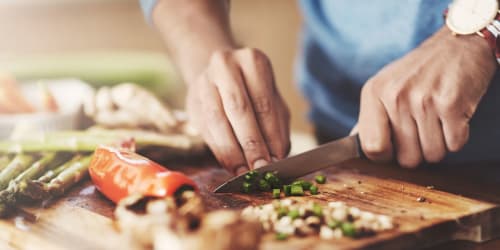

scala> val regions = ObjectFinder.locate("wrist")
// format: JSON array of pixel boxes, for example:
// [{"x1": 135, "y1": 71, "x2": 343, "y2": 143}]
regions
[
  {"x1": 177, "y1": 42, "x2": 238, "y2": 86},
  {"x1": 439, "y1": 26, "x2": 497, "y2": 74},
  {"x1": 152, "y1": 0, "x2": 238, "y2": 86}
]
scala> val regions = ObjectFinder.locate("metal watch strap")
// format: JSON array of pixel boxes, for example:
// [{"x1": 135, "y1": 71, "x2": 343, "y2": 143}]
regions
[{"x1": 479, "y1": 14, "x2": 500, "y2": 64}]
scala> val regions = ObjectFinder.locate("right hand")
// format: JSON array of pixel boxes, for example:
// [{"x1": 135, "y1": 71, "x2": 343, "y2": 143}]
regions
[{"x1": 186, "y1": 48, "x2": 291, "y2": 175}]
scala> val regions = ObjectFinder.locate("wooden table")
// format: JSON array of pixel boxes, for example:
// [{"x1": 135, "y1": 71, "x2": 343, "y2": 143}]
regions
[{"x1": 1, "y1": 157, "x2": 500, "y2": 250}]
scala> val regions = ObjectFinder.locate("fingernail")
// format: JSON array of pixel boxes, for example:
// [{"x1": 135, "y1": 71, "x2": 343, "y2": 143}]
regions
[
  {"x1": 253, "y1": 159, "x2": 269, "y2": 169},
  {"x1": 235, "y1": 166, "x2": 249, "y2": 175},
  {"x1": 271, "y1": 156, "x2": 279, "y2": 162}
]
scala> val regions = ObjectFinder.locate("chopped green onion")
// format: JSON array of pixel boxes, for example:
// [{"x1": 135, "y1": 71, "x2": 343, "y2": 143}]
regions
[
  {"x1": 248, "y1": 170, "x2": 258, "y2": 177},
  {"x1": 291, "y1": 180, "x2": 313, "y2": 191},
  {"x1": 315, "y1": 174, "x2": 326, "y2": 184},
  {"x1": 258, "y1": 179, "x2": 271, "y2": 191},
  {"x1": 264, "y1": 172, "x2": 276, "y2": 182},
  {"x1": 309, "y1": 185, "x2": 319, "y2": 195},
  {"x1": 242, "y1": 181, "x2": 253, "y2": 193},
  {"x1": 244, "y1": 174, "x2": 253, "y2": 181},
  {"x1": 288, "y1": 209, "x2": 300, "y2": 220},
  {"x1": 275, "y1": 232, "x2": 288, "y2": 240},
  {"x1": 283, "y1": 185, "x2": 292, "y2": 196},
  {"x1": 272, "y1": 188, "x2": 281, "y2": 199},
  {"x1": 312, "y1": 203, "x2": 323, "y2": 217},
  {"x1": 341, "y1": 222, "x2": 356, "y2": 237},
  {"x1": 290, "y1": 184, "x2": 304, "y2": 196},
  {"x1": 277, "y1": 207, "x2": 288, "y2": 218},
  {"x1": 264, "y1": 171, "x2": 281, "y2": 188},
  {"x1": 302, "y1": 181, "x2": 312, "y2": 190},
  {"x1": 327, "y1": 220, "x2": 340, "y2": 229}
]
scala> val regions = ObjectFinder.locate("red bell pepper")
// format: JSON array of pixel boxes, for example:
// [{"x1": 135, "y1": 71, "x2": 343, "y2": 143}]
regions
[{"x1": 89, "y1": 145, "x2": 198, "y2": 203}]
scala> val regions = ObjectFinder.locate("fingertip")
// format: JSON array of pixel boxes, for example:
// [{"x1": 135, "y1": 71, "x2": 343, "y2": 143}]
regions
[
  {"x1": 397, "y1": 154, "x2": 422, "y2": 169},
  {"x1": 361, "y1": 136, "x2": 393, "y2": 162},
  {"x1": 235, "y1": 166, "x2": 249, "y2": 176},
  {"x1": 253, "y1": 159, "x2": 269, "y2": 169}
]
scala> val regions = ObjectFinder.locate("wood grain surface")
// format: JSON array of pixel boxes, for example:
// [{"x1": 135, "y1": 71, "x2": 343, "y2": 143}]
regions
[{"x1": 1, "y1": 159, "x2": 500, "y2": 250}]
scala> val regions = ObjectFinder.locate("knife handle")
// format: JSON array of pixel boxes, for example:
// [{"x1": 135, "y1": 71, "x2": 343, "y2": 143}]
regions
[{"x1": 355, "y1": 134, "x2": 367, "y2": 159}]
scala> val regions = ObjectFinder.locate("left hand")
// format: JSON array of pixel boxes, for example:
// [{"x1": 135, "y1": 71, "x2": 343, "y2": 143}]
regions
[{"x1": 356, "y1": 26, "x2": 497, "y2": 168}]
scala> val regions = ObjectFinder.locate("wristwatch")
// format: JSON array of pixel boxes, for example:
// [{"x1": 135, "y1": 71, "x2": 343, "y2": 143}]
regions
[{"x1": 446, "y1": 0, "x2": 500, "y2": 63}]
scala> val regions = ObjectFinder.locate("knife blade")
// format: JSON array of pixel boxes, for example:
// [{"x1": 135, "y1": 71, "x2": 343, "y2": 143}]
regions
[{"x1": 213, "y1": 134, "x2": 365, "y2": 193}]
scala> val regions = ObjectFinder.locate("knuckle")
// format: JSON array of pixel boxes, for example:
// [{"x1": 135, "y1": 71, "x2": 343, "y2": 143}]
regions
[
  {"x1": 225, "y1": 92, "x2": 249, "y2": 114},
  {"x1": 442, "y1": 100, "x2": 459, "y2": 115},
  {"x1": 413, "y1": 93, "x2": 434, "y2": 117},
  {"x1": 361, "y1": 81, "x2": 376, "y2": 99},
  {"x1": 253, "y1": 96, "x2": 272, "y2": 115},
  {"x1": 437, "y1": 95, "x2": 461, "y2": 117},
  {"x1": 203, "y1": 105, "x2": 225, "y2": 122},
  {"x1": 411, "y1": 94, "x2": 434, "y2": 117},
  {"x1": 240, "y1": 47, "x2": 266, "y2": 61},
  {"x1": 383, "y1": 85, "x2": 405, "y2": 110},
  {"x1": 210, "y1": 50, "x2": 232, "y2": 65},
  {"x1": 242, "y1": 138, "x2": 264, "y2": 153}
]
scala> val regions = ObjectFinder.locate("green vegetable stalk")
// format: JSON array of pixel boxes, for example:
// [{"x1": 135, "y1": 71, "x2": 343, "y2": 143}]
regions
[
  {"x1": 0, "y1": 154, "x2": 35, "y2": 190},
  {"x1": 20, "y1": 155, "x2": 92, "y2": 200},
  {"x1": 0, "y1": 129, "x2": 205, "y2": 155},
  {"x1": 0, "y1": 153, "x2": 58, "y2": 216},
  {"x1": 37, "y1": 155, "x2": 83, "y2": 183},
  {"x1": 0, "y1": 155, "x2": 11, "y2": 173}
]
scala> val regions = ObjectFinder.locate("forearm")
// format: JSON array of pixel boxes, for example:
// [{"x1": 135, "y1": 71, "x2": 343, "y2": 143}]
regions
[{"x1": 152, "y1": 0, "x2": 237, "y2": 85}]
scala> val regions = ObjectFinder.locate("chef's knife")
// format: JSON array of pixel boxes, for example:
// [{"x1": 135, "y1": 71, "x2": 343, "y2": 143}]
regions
[{"x1": 214, "y1": 134, "x2": 366, "y2": 193}]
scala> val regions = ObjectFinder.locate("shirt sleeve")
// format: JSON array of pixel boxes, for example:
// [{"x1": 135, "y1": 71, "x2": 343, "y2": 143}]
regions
[{"x1": 139, "y1": 0, "x2": 159, "y2": 25}]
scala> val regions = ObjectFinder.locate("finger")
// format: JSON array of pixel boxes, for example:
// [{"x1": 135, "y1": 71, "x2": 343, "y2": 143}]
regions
[
  {"x1": 390, "y1": 113, "x2": 423, "y2": 168},
  {"x1": 436, "y1": 98, "x2": 471, "y2": 152},
  {"x1": 441, "y1": 118, "x2": 469, "y2": 152},
  {"x1": 236, "y1": 49, "x2": 289, "y2": 159},
  {"x1": 358, "y1": 86, "x2": 393, "y2": 162},
  {"x1": 209, "y1": 52, "x2": 271, "y2": 169},
  {"x1": 350, "y1": 123, "x2": 359, "y2": 136},
  {"x1": 198, "y1": 78, "x2": 248, "y2": 174},
  {"x1": 412, "y1": 97, "x2": 446, "y2": 163}
]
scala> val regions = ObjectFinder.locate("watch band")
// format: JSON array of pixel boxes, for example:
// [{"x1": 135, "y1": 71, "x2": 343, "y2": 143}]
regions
[
  {"x1": 478, "y1": 14, "x2": 500, "y2": 64},
  {"x1": 444, "y1": 7, "x2": 500, "y2": 64}
]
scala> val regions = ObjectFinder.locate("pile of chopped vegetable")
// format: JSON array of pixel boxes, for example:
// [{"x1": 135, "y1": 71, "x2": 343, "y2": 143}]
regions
[
  {"x1": 241, "y1": 199, "x2": 394, "y2": 240},
  {"x1": 242, "y1": 171, "x2": 327, "y2": 197}
]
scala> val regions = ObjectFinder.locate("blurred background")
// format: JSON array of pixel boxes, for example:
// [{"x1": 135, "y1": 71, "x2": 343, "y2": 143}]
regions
[{"x1": 0, "y1": 0, "x2": 311, "y2": 134}]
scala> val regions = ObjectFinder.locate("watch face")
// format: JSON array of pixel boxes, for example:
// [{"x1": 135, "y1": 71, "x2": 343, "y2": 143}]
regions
[{"x1": 447, "y1": 0, "x2": 499, "y2": 35}]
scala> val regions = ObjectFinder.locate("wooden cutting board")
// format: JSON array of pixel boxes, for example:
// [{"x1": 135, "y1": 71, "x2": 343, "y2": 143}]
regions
[{"x1": 1, "y1": 159, "x2": 500, "y2": 250}]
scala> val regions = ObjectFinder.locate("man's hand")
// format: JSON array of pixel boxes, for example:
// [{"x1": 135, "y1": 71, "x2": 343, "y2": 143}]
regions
[
  {"x1": 357, "y1": 26, "x2": 497, "y2": 168},
  {"x1": 152, "y1": 1, "x2": 290, "y2": 175},
  {"x1": 186, "y1": 48, "x2": 290, "y2": 175}
]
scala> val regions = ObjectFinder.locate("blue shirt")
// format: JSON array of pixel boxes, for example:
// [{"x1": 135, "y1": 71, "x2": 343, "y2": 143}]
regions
[
  {"x1": 298, "y1": 0, "x2": 500, "y2": 163},
  {"x1": 141, "y1": 0, "x2": 500, "y2": 163}
]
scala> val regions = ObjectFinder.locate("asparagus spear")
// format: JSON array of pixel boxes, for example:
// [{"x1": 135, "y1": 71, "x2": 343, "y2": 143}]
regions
[
  {"x1": 0, "y1": 154, "x2": 35, "y2": 190},
  {"x1": 37, "y1": 154, "x2": 83, "y2": 183},
  {"x1": 47, "y1": 154, "x2": 92, "y2": 196},
  {"x1": 0, "y1": 185, "x2": 16, "y2": 215},
  {"x1": 20, "y1": 155, "x2": 92, "y2": 200},
  {"x1": 0, "y1": 153, "x2": 59, "y2": 216},
  {"x1": 12, "y1": 153, "x2": 57, "y2": 184},
  {"x1": 0, "y1": 155, "x2": 11, "y2": 173},
  {"x1": 0, "y1": 129, "x2": 206, "y2": 155}
]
